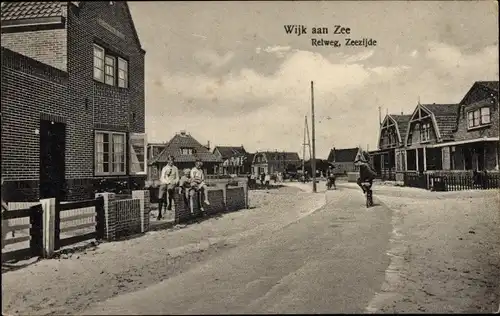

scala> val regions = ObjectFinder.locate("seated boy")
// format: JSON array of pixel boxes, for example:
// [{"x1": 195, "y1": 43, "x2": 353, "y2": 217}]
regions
[
  {"x1": 190, "y1": 160, "x2": 210, "y2": 206},
  {"x1": 178, "y1": 168, "x2": 192, "y2": 203}
]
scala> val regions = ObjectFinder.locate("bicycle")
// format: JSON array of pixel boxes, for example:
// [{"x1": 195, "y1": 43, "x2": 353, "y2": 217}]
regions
[{"x1": 361, "y1": 181, "x2": 374, "y2": 208}]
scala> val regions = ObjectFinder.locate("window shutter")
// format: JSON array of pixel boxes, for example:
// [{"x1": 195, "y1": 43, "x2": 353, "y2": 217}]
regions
[{"x1": 129, "y1": 133, "x2": 147, "y2": 175}]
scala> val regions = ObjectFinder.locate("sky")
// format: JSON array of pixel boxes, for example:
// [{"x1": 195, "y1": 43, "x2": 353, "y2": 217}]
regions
[{"x1": 128, "y1": 1, "x2": 499, "y2": 159}]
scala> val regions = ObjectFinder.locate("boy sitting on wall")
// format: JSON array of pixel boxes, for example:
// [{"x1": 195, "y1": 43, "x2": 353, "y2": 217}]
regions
[
  {"x1": 178, "y1": 168, "x2": 192, "y2": 204},
  {"x1": 190, "y1": 159, "x2": 211, "y2": 209}
]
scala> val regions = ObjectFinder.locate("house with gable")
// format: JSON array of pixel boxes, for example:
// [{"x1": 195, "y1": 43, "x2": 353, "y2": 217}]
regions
[
  {"x1": 429, "y1": 81, "x2": 499, "y2": 171},
  {"x1": 147, "y1": 131, "x2": 222, "y2": 185},
  {"x1": 1, "y1": 1, "x2": 147, "y2": 202},
  {"x1": 370, "y1": 114, "x2": 411, "y2": 178},
  {"x1": 212, "y1": 146, "x2": 253, "y2": 175},
  {"x1": 252, "y1": 151, "x2": 301, "y2": 175},
  {"x1": 326, "y1": 147, "x2": 359, "y2": 175},
  {"x1": 403, "y1": 103, "x2": 460, "y2": 173}
]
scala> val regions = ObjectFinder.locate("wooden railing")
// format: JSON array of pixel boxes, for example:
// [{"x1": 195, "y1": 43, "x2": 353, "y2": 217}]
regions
[{"x1": 2, "y1": 204, "x2": 43, "y2": 263}]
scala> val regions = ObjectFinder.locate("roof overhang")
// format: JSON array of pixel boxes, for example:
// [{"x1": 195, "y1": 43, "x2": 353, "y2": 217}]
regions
[
  {"x1": 429, "y1": 137, "x2": 499, "y2": 148},
  {"x1": 1, "y1": 16, "x2": 65, "y2": 33}
]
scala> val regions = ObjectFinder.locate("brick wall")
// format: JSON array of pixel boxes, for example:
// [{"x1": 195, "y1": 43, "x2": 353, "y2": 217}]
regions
[
  {"x1": 1, "y1": 2, "x2": 146, "y2": 201},
  {"x1": 95, "y1": 190, "x2": 149, "y2": 241},
  {"x1": 1, "y1": 28, "x2": 68, "y2": 72},
  {"x1": 454, "y1": 101, "x2": 499, "y2": 142},
  {"x1": 226, "y1": 187, "x2": 246, "y2": 212}
]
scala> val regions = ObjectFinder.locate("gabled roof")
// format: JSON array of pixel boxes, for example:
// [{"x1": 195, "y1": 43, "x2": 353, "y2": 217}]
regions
[
  {"x1": 459, "y1": 81, "x2": 499, "y2": 105},
  {"x1": 148, "y1": 132, "x2": 221, "y2": 165},
  {"x1": 327, "y1": 147, "x2": 358, "y2": 163},
  {"x1": 380, "y1": 114, "x2": 411, "y2": 144},
  {"x1": 405, "y1": 103, "x2": 460, "y2": 143},
  {"x1": 1, "y1": 2, "x2": 64, "y2": 21},
  {"x1": 422, "y1": 103, "x2": 460, "y2": 141},
  {"x1": 213, "y1": 146, "x2": 247, "y2": 159}
]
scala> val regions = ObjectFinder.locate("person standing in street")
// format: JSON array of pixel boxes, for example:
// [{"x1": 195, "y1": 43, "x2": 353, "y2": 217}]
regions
[{"x1": 158, "y1": 155, "x2": 179, "y2": 220}]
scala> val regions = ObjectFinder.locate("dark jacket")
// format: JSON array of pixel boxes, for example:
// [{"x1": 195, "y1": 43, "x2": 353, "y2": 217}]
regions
[{"x1": 359, "y1": 163, "x2": 377, "y2": 182}]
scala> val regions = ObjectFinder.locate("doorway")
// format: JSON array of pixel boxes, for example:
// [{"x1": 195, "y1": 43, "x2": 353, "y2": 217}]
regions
[{"x1": 39, "y1": 120, "x2": 66, "y2": 200}]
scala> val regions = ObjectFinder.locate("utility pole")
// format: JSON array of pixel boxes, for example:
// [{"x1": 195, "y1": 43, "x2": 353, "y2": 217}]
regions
[
  {"x1": 302, "y1": 116, "x2": 306, "y2": 178},
  {"x1": 311, "y1": 81, "x2": 317, "y2": 193},
  {"x1": 302, "y1": 115, "x2": 312, "y2": 182}
]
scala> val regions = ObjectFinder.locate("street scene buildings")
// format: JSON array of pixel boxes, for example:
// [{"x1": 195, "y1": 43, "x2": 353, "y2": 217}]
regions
[{"x1": 1, "y1": 1, "x2": 499, "y2": 315}]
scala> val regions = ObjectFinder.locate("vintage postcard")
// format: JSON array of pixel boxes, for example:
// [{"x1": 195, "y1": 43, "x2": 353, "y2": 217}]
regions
[{"x1": 1, "y1": 1, "x2": 499, "y2": 315}]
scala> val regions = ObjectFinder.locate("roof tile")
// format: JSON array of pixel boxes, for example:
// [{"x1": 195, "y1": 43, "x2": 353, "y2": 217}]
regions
[{"x1": 1, "y1": 1, "x2": 63, "y2": 21}]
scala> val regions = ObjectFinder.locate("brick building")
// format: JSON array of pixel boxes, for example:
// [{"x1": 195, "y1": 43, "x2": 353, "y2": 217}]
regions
[{"x1": 1, "y1": 1, "x2": 146, "y2": 202}]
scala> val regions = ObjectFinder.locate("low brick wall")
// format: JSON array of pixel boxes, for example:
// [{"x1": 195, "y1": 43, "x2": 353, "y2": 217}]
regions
[
  {"x1": 172, "y1": 185, "x2": 247, "y2": 224},
  {"x1": 96, "y1": 190, "x2": 150, "y2": 241},
  {"x1": 226, "y1": 187, "x2": 246, "y2": 212}
]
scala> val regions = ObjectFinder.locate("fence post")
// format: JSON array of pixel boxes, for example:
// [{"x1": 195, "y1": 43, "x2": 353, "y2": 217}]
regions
[
  {"x1": 132, "y1": 190, "x2": 150, "y2": 233},
  {"x1": 29, "y1": 204, "x2": 44, "y2": 257},
  {"x1": 221, "y1": 185, "x2": 228, "y2": 211},
  {"x1": 94, "y1": 196, "x2": 105, "y2": 240},
  {"x1": 95, "y1": 192, "x2": 116, "y2": 241},
  {"x1": 241, "y1": 179, "x2": 249, "y2": 209},
  {"x1": 40, "y1": 198, "x2": 56, "y2": 258}
]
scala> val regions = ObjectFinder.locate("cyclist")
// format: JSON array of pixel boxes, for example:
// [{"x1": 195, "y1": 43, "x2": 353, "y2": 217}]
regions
[{"x1": 354, "y1": 150, "x2": 377, "y2": 194}]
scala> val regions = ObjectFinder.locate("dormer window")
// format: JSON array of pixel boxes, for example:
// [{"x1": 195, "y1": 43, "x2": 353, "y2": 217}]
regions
[
  {"x1": 181, "y1": 148, "x2": 194, "y2": 155},
  {"x1": 468, "y1": 107, "x2": 491, "y2": 129}
]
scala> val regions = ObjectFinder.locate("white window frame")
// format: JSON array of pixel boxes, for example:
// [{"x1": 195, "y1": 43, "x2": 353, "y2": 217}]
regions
[
  {"x1": 468, "y1": 107, "x2": 491, "y2": 129},
  {"x1": 129, "y1": 133, "x2": 147, "y2": 175},
  {"x1": 118, "y1": 57, "x2": 129, "y2": 88},
  {"x1": 93, "y1": 44, "x2": 105, "y2": 82},
  {"x1": 104, "y1": 55, "x2": 116, "y2": 86},
  {"x1": 480, "y1": 107, "x2": 491, "y2": 124},
  {"x1": 181, "y1": 148, "x2": 194, "y2": 155},
  {"x1": 420, "y1": 123, "x2": 431, "y2": 142},
  {"x1": 95, "y1": 130, "x2": 127, "y2": 176}
]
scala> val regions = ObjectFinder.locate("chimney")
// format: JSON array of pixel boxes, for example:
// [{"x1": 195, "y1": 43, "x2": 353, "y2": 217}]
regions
[
  {"x1": 180, "y1": 130, "x2": 186, "y2": 136},
  {"x1": 206, "y1": 141, "x2": 210, "y2": 150}
]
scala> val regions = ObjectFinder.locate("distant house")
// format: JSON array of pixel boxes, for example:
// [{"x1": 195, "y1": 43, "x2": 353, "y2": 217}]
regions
[
  {"x1": 327, "y1": 147, "x2": 359, "y2": 175},
  {"x1": 213, "y1": 146, "x2": 252, "y2": 175},
  {"x1": 432, "y1": 81, "x2": 499, "y2": 171},
  {"x1": 370, "y1": 114, "x2": 411, "y2": 178},
  {"x1": 147, "y1": 131, "x2": 221, "y2": 184},
  {"x1": 252, "y1": 151, "x2": 301, "y2": 175},
  {"x1": 404, "y1": 103, "x2": 460, "y2": 172},
  {"x1": 147, "y1": 143, "x2": 167, "y2": 160}
]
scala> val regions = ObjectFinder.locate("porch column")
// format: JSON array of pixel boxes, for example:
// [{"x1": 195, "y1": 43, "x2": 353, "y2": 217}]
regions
[
  {"x1": 404, "y1": 150, "x2": 408, "y2": 171},
  {"x1": 496, "y1": 143, "x2": 499, "y2": 170},
  {"x1": 415, "y1": 148, "x2": 419, "y2": 171},
  {"x1": 423, "y1": 147, "x2": 427, "y2": 171}
]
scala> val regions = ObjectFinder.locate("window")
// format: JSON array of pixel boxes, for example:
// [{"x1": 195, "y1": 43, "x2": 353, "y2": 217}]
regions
[
  {"x1": 420, "y1": 123, "x2": 431, "y2": 142},
  {"x1": 95, "y1": 131, "x2": 126, "y2": 175},
  {"x1": 93, "y1": 43, "x2": 129, "y2": 88},
  {"x1": 181, "y1": 148, "x2": 194, "y2": 155},
  {"x1": 468, "y1": 107, "x2": 491, "y2": 128},
  {"x1": 93, "y1": 45, "x2": 105, "y2": 82},
  {"x1": 118, "y1": 58, "x2": 128, "y2": 88},
  {"x1": 104, "y1": 55, "x2": 115, "y2": 85},
  {"x1": 129, "y1": 133, "x2": 147, "y2": 175}
]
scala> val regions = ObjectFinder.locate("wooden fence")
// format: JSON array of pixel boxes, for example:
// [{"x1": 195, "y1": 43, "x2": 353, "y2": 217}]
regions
[
  {"x1": 55, "y1": 197, "x2": 105, "y2": 250},
  {"x1": 429, "y1": 173, "x2": 500, "y2": 192},
  {"x1": 2, "y1": 204, "x2": 43, "y2": 263},
  {"x1": 403, "y1": 172, "x2": 428, "y2": 189}
]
